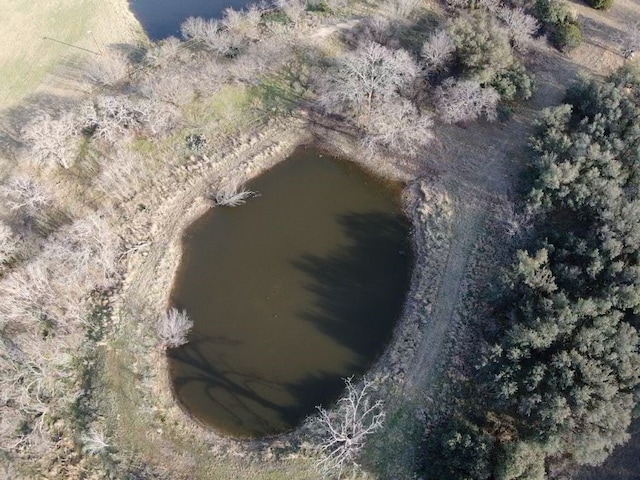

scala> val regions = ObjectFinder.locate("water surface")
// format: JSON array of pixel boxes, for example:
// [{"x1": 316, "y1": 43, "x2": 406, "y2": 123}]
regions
[
  {"x1": 168, "y1": 146, "x2": 413, "y2": 437},
  {"x1": 129, "y1": 0, "x2": 251, "y2": 40}
]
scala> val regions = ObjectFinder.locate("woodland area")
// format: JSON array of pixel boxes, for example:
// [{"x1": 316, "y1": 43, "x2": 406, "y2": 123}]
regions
[
  {"x1": 0, "y1": 0, "x2": 639, "y2": 478},
  {"x1": 422, "y1": 65, "x2": 640, "y2": 480}
]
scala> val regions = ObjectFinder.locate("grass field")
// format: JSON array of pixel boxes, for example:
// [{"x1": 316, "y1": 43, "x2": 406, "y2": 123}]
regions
[{"x1": 0, "y1": 0, "x2": 143, "y2": 110}]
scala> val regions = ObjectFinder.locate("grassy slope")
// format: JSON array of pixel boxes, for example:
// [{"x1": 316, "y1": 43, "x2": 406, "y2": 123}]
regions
[{"x1": 0, "y1": 0, "x2": 142, "y2": 110}]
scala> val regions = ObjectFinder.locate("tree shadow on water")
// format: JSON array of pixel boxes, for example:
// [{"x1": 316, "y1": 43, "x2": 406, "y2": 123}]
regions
[
  {"x1": 167, "y1": 211, "x2": 413, "y2": 437},
  {"x1": 292, "y1": 211, "x2": 414, "y2": 371},
  {"x1": 168, "y1": 333, "x2": 352, "y2": 437}
]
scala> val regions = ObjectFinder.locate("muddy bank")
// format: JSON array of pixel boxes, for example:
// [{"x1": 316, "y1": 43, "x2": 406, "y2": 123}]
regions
[{"x1": 104, "y1": 112, "x2": 450, "y2": 472}]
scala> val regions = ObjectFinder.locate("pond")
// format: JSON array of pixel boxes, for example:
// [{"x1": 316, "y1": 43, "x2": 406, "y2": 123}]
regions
[
  {"x1": 167, "y1": 146, "x2": 413, "y2": 438},
  {"x1": 129, "y1": 0, "x2": 251, "y2": 40}
]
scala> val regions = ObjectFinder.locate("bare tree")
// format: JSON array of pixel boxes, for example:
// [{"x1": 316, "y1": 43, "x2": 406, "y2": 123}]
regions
[
  {"x1": 1, "y1": 176, "x2": 53, "y2": 214},
  {"x1": 95, "y1": 149, "x2": 146, "y2": 202},
  {"x1": 181, "y1": 17, "x2": 245, "y2": 56},
  {"x1": 83, "y1": 50, "x2": 130, "y2": 88},
  {"x1": 495, "y1": 197, "x2": 533, "y2": 238},
  {"x1": 222, "y1": 5, "x2": 263, "y2": 40},
  {"x1": 21, "y1": 112, "x2": 79, "y2": 169},
  {"x1": 230, "y1": 35, "x2": 295, "y2": 83},
  {"x1": 421, "y1": 29, "x2": 456, "y2": 72},
  {"x1": 80, "y1": 95, "x2": 178, "y2": 144},
  {"x1": 363, "y1": 98, "x2": 434, "y2": 156},
  {"x1": 145, "y1": 36, "x2": 185, "y2": 69},
  {"x1": 80, "y1": 426, "x2": 110, "y2": 455},
  {"x1": 318, "y1": 41, "x2": 420, "y2": 123},
  {"x1": 211, "y1": 178, "x2": 257, "y2": 207},
  {"x1": 157, "y1": 308, "x2": 194, "y2": 349},
  {"x1": 497, "y1": 7, "x2": 540, "y2": 52},
  {"x1": 435, "y1": 78, "x2": 500, "y2": 124},
  {"x1": 276, "y1": 0, "x2": 306, "y2": 24},
  {"x1": 141, "y1": 72, "x2": 195, "y2": 106},
  {"x1": 313, "y1": 377, "x2": 385, "y2": 478}
]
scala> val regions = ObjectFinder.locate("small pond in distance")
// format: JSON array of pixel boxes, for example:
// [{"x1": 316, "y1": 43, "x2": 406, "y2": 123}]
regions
[
  {"x1": 129, "y1": 0, "x2": 251, "y2": 40},
  {"x1": 168, "y1": 146, "x2": 413, "y2": 438}
]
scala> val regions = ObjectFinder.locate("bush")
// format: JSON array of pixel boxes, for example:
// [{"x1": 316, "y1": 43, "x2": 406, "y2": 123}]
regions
[
  {"x1": 534, "y1": 0, "x2": 570, "y2": 26},
  {"x1": 157, "y1": 309, "x2": 193, "y2": 349},
  {"x1": 587, "y1": 0, "x2": 614, "y2": 9},
  {"x1": 554, "y1": 21, "x2": 583, "y2": 51}
]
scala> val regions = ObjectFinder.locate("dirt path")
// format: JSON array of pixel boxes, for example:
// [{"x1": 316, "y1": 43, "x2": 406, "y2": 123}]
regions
[
  {"x1": 402, "y1": 41, "x2": 585, "y2": 396},
  {"x1": 404, "y1": 195, "x2": 486, "y2": 390}
]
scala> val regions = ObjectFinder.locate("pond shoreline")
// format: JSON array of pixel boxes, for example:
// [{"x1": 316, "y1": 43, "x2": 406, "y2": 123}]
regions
[{"x1": 105, "y1": 112, "x2": 448, "y2": 471}]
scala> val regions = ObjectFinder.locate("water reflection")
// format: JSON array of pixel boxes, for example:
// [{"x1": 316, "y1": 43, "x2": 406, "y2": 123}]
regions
[
  {"x1": 129, "y1": 0, "x2": 251, "y2": 40},
  {"x1": 168, "y1": 148, "x2": 412, "y2": 437}
]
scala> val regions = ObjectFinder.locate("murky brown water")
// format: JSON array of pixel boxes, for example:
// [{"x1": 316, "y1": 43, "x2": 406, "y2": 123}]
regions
[{"x1": 168, "y1": 146, "x2": 413, "y2": 438}]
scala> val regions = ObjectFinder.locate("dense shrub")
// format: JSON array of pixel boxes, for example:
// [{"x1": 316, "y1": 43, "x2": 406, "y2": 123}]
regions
[
  {"x1": 533, "y1": 0, "x2": 583, "y2": 51},
  {"x1": 423, "y1": 64, "x2": 640, "y2": 478},
  {"x1": 554, "y1": 21, "x2": 583, "y2": 50},
  {"x1": 587, "y1": 0, "x2": 614, "y2": 9}
]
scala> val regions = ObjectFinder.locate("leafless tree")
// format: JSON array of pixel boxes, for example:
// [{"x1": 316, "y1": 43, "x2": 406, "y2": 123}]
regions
[
  {"x1": 80, "y1": 95, "x2": 178, "y2": 144},
  {"x1": 435, "y1": 78, "x2": 500, "y2": 124},
  {"x1": 181, "y1": 17, "x2": 245, "y2": 56},
  {"x1": 495, "y1": 196, "x2": 533, "y2": 238},
  {"x1": 80, "y1": 426, "x2": 110, "y2": 455},
  {"x1": 21, "y1": 112, "x2": 79, "y2": 169},
  {"x1": 363, "y1": 98, "x2": 434, "y2": 156},
  {"x1": 313, "y1": 377, "x2": 385, "y2": 479},
  {"x1": 421, "y1": 29, "x2": 456, "y2": 72},
  {"x1": 145, "y1": 36, "x2": 185, "y2": 69},
  {"x1": 222, "y1": 5, "x2": 263, "y2": 40},
  {"x1": 318, "y1": 41, "x2": 420, "y2": 123},
  {"x1": 212, "y1": 178, "x2": 257, "y2": 207},
  {"x1": 157, "y1": 308, "x2": 194, "y2": 349},
  {"x1": 95, "y1": 149, "x2": 145, "y2": 202},
  {"x1": 230, "y1": 35, "x2": 295, "y2": 83},
  {"x1": 141, "y1": 72, "x2": 195, "y2": 107},
  {"x1": 276, "y1": 0, "x2": 306, "y2": 24},
  {"x1": 83, "y1": 50, "x2": 130, "y2": 88},
  {"x1": 497, "y1": 7, "x2": 539, "y2": 52},
  {"x1": 1, "y1": 176, "x2": 53, "y2": 214}
]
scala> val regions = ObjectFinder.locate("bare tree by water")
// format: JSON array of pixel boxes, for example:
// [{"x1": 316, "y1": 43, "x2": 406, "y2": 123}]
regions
[
  {"x1": 435, "y1": 78, "x2": 500, "y2": 124},
  {"x1": 313, "y1": 377, "x2": 386, "y2": 478},
  {"x1": 317, "y1": 41, "x2": 420, "y2": 123},
  {"x1": 157, "y1": 308, "x2": 194, "y2": 349},
  {"x1": 363, "y1": 98, "x2": 434, "y2": 156}
]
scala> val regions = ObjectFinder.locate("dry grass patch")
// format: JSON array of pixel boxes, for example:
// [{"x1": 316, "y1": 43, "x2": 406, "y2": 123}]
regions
[{"x1": 0, "y1": 0, "x2": 142, "y2": 110}]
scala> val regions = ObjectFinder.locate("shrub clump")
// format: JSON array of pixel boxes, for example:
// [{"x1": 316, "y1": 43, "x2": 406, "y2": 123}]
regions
[{"x1": 587, "y1": 0, "x2": 614, "y2": 9}]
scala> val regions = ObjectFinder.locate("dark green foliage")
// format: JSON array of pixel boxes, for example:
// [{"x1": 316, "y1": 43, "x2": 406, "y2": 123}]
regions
[
  {"x1": 484, "y1": 64, "x2": 640, "y2": 468},
  {"x1": 533, "y1": 0, "x2": 583, "y2": 51},
  {"x1": 587, "y1": 0, "x2": 614, "y2": 9},
  {"x1": 449, "y1": 12, "x2": 513, "y2": 84},
  {"x1": 306, "y1": 0, "x2": 331, "y2": 14},
  {"x1": 423, "y1": 64, "x2": 640, "y2": 480},
  {"x1": 423, "y1": 417, "x2": 496, "y2": 480},
  {"x1": 491, "y1": 63, "x2": 535, "y2": 101},
  {"x1": 534, "y1": 0, "x2": 570, "y2": 26},
  {"x1": 495, "y1": 441, "x2": 546, "y2": 480},
  {"x1": 554, "y1": 21, "x2": 583, "y2": 51}
]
